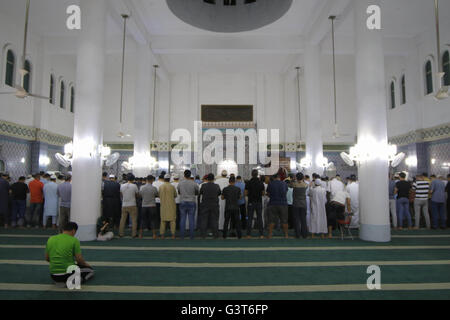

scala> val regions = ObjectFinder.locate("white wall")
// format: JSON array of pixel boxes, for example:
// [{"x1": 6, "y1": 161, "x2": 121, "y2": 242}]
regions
[
  {"x1": 1, "y1": 7, "x2": 449, "y2": 146},
  {"x1": 385, "y1": 23, "x2": 450, "y2": 137},
  {"x1": 0, "y1": 9, "x2": 76, "y2": 138}
]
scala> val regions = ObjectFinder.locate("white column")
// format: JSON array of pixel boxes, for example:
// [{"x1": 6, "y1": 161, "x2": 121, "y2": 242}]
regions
[
  {"x1": 70, "y1": 0, "x2": 106, "y2": 241},
  {"x1": 304, "y1": 43, "x2": 324, "y2": 175},
  {"x1": 354, "y1": 0, "x2": 390, "y2": 242},
  {"x1": 133, "y1": 44, "x2": 153, "y2": 177}
]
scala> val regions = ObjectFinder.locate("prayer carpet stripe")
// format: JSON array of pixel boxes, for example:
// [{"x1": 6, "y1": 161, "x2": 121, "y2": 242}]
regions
[
  {"x1": 3, "y1": 248, "x2": 450, "y2": 264},
  {"x1": 1, "y1": 282, "x2": 450, "y2": 294},
  {"x1": 1, "y1": 259, "x2": 450, "y2": 268},
  {"x1": 1, "y1": 244, "x2": 450, "y2": 251},
  {"x1": 1, "y1": 234, "x2": 450, "y2": 239}
]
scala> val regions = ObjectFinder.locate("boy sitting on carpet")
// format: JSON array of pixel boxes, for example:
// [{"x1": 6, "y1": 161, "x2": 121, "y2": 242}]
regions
[{"x1": 97, "y1": 216, "x2": 114, "y2": 241}]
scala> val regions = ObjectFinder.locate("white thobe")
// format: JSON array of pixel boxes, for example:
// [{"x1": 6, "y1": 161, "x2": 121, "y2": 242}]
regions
[
  {"x1": 308, "y1": 185, "x2": 328, "y2": 234},
  {"x1": 346, "y1": 182, "x2": 360, "y2": 228},
  {"x1": 305, "y1": 181, "x2": 311, "y2": 232},
  {"x1": 153, "y1": 180, "x2": 164, "y2": 204},
  {"x1": 215, "y1": 177, "x2": 229, "y2": 230},
  {"x1": 328, "y1": 179, "x2": 345, "y2": 199}
]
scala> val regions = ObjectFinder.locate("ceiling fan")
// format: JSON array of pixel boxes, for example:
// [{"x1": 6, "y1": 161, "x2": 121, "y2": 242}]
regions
[
  {"x1": 329, "y1": 16, "x2": 353, "y2": 140},
  {"x1": 0, "y1": 0, "x2": 49, "y2": 100},
  {"x1": 117, "y1": 14, "x2": 132, "y2": 139}
]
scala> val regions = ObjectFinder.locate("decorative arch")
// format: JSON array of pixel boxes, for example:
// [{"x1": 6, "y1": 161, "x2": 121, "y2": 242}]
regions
[
  {"x1": 59, "y1": 78, "x2": 66, "y2": 109},
  {"x1": 400, "y1": 74, "x2": 406, "y2": 105},
  {"x1": 389, "y1": 78, "x2": 397, "y2": 109},
  {"x1": 424, "y1": 56, "x2": 434, "y2": 96},
  {"x1": 443, "y1": 50, "x2": 449, "y2": 86},
  {"x1": 69, "y1": 83, "x2": 75, "y2": 113},
  {"x1": 49, "y1": 74, "x2": 55, "y2": 104},
  {"x1": 2, "y1": 44, "x2": 16, "y2": 87},
  {"x1": 23, "y1": 59, "x2": 32, "y2": 93}
]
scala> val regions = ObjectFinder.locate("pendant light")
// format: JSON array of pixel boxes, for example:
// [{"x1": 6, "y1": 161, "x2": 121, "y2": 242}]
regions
[
  {"x1": 295, "y1": 66, "x2": 302, "y2": 142},
  {"x1": 117, "y1": 14, "x2": 132, "y2": 138},
  {"x1": 329, "y1": 16, "x2": 351, "y2": 139}
]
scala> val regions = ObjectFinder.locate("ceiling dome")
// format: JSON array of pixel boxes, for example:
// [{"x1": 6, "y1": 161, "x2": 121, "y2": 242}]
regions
[{"x1": 166, "y1": 0, "x2": 293, "y2": 33}]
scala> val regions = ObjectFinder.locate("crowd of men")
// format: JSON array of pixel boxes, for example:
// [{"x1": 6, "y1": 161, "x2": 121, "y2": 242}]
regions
[
  {"x1": 0, "y1": 172, "x2": 72, "y2": 232},
  {"x1": 1, "y1": 169, "x2": 449, "y2": 240},
  {"x1": 389, "y1": 172, "x2": 449, "y2": 230},
  {"x1": 99, "y1": 169, "x2": 362, "y2": 240}
]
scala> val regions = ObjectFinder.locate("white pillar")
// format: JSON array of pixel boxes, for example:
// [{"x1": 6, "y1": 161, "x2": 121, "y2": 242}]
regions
[
  {"x1": 71, "y1": 0, "x2": 106, "y2": 241},
  {"x1": 304, "y1": 43, "x2": 324, "y2": 175},
  {"x1": 133, "y1": 44, "x2": 153, "y2": 178},
  {"x1": 354, "y1": 0, "x2": 391, "y2": 242}
]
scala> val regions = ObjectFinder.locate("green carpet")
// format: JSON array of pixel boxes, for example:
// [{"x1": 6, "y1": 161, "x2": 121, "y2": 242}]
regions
[{"x1": 1, "y1": 228, "x2": 450, "y2": 300}]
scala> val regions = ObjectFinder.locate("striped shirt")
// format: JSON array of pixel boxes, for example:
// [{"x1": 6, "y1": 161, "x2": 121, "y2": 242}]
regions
[{"x1": 413, "y1": 180, "x2": 430, "y2": 200}]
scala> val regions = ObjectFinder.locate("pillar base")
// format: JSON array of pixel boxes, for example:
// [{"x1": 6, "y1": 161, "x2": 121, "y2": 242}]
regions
[
  {"x1": 75, "y1": 224, "x2": 97, "y2": 242},
  {"x1": 359, "y1": 223, "x2": 391, "y2": 243}
]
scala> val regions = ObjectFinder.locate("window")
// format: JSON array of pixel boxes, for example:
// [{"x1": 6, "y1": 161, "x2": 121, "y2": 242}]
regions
[
  {"x1": 401, "y1": 75, "x2": 406, "y2": 105},
  {"x1": 70, "y1": 86, "x2": 75, "y2": 113},
  {"x1": 5, "y1": 50, "x2": 15, "y2": 87},
  {"x1": 60, "y1": 80, "x2": 65, "y2": 109},
  {"x1": 49, "y1": 75, "x2": 55, "y2": 104},
  {"x1": 443, "y1": 50, "x2": 449, "y2": 86},
  {"x1": 425, "y1": 60, "x2": 433, "y2": 95},
  {"x1": 390, "y1": 81, "x2": 396, "y2": 109},
  {"x1": 201, "y1": 105, "x2": 253, "y2": 122},
  {"x1": 23, "y1": 60, "x2": 31, "y2": 93}
]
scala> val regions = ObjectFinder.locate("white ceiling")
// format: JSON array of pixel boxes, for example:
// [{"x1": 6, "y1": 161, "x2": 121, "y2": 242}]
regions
[{"x1": 1, "y1": 0, "x2": 448, "y2": 73}]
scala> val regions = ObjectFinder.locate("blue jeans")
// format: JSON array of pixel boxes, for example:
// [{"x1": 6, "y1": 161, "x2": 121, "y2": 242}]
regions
[
  {"x1": 431, "y1": 201, "x2": 446, "y2": 229},
  {"x1": 247, "y1": 202, "x2": 263, "y2": 236},
  {"x1": 11, "y1": 200, "x2": 26, "y2": 227},
  {"x1": 397, "y1": 198, "x2": 412, "y2": 228},
  {"x1": 179, "y1": 202, "x2": 196, "y2": 239}
]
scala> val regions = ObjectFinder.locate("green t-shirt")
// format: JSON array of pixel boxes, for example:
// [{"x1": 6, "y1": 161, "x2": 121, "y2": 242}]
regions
[{"x1": 45, "y1": 233, "x2": 81, "y2": 275}]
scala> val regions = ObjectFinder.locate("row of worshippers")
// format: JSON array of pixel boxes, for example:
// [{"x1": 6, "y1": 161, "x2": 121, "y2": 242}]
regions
[
  {"x1": 0, "y1": 172, "x2": 72, "y2": 230},
  {"x1": 389, "y1": 172, "x2": 450, "y2": 230},
  {"x1": 99, "y1": 167, "x2": 359, "y2": 240}
]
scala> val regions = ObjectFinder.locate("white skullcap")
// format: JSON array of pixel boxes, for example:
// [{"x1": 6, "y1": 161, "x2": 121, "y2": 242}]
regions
[
  {"x1": 164, "y1": 174, "x2": 171, "y2": 180},
  {"x1": 221, "y1": 170, "x2": 228, "y2": 176},
  {"x1": 109, "y1": 174, "x2": 115, "y2": 178}
]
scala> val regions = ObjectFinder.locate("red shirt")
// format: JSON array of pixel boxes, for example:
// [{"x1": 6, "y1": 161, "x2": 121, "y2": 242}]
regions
[{"x1": 29, "y1": 179, "x2": 44, "y2": 203}]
